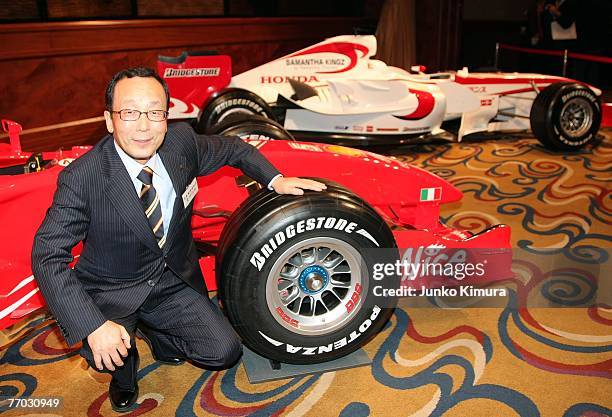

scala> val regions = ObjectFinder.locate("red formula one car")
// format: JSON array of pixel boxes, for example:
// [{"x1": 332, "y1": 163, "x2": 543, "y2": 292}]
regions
[{"x1": 0, "y1": 119, "x2": 510, "y2": 364}]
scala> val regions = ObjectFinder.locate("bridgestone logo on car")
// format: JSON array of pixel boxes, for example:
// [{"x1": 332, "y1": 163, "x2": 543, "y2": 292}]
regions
[
  {"x1": 249, "y1": 217, "x2": 380, "y2": 271},
  {"x1": 214, "y1": 99, "x2": 264, "y2": 114},
  {"x1": 259, "y1": 305, "x2": 381, "y2": 355},
  {"x1": 561, "y1": 89, "x2": 597, "y2": 104},
  {"x1": 163, "y1": 68, "x2": 220, "y2": 78}
]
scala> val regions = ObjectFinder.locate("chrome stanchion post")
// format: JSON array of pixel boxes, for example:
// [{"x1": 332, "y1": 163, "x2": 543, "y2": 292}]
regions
[
  {"x1": 562, "y1": 49, "x2": 568, "y2": 76},
  {"x1": 494, "y1": 42, "x2": 500, "y2": 70}
]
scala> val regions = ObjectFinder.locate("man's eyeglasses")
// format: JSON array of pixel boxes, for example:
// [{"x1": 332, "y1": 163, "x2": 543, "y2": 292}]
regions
[{"x1": 111, "y1": 109, "x2": 168, "y2": 122}]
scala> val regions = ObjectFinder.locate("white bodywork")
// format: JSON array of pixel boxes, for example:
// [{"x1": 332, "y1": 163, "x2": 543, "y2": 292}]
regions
[{"x1": 231, "y1": 35, "x2": 600, "y2": 140}]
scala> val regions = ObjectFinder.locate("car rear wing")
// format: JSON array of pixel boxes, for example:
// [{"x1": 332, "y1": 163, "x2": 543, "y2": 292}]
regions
[{"x1": 157, "y1": 52, "x2": 232, "y2": 119}]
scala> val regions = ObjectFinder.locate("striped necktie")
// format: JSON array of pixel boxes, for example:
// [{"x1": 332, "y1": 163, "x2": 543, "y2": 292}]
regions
[{"x1": 137, "y1": 166, "x2": 165, "y2": 249}]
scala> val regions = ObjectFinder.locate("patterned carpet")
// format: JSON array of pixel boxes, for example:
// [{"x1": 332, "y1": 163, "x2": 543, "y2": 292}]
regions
[{"x1": 1, "y1": 131, "x2": 610, "y2": 417}]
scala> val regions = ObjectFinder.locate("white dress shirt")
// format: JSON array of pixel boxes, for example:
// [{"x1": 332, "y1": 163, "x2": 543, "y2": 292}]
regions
[{"x1": 114, "y1": 141, "x2": 176, "y2": 237}]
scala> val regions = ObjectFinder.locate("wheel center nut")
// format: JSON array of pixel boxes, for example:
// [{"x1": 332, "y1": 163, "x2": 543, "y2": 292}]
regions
[
  {"x1": 298, "y1": 265, "x2": 329, "y2": 294},
  {"x1": 307, "y1": 274, "x2": 324, "y2": 291}
]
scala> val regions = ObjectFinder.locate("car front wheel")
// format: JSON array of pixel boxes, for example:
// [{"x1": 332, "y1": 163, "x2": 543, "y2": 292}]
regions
[
  {"x1": 530, "y1": 82, "x2": 601, "y2": 150},
  {"x1": 196, "y1": 89, "x2": 274, "y2": 134},
  {"x1": 216, "y1": 181, "x2": 398, "y2": 364}
]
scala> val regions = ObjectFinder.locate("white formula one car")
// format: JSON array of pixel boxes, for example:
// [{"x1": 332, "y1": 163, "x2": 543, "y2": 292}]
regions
[{"x1": 159, "y1": 35, "x2": 604, "y2": 150}]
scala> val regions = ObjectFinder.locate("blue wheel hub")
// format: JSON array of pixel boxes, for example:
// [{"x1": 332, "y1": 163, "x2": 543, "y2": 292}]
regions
[{"x1": 299, "y1": 265, "x2": 329, "y2": 294}]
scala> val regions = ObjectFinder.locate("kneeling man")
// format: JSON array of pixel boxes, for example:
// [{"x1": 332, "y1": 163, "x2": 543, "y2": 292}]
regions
[{"x1": 32, "y1": 67, "x2": 325, "y2": 412}]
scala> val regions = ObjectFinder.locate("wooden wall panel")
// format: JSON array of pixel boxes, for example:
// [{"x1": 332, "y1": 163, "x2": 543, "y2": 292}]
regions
[
  {"x1": 0, "y1": 17, "x2": 366, "y2": 151},
  {"x1": 137, "y1": 0, "x2": 224, "y2": 17},
  {"x1": 0, "y1": 0, "x2": 40, "y2": 20},
  {"x1": 227, "y1": 0, "x2": 261, "y2": 16},
  {"x1": 0, "y1": 18, "x2": 363, "y2": 61},
  {"x1": 47, "y1": 0, "x2": 132, "y2": 19}
]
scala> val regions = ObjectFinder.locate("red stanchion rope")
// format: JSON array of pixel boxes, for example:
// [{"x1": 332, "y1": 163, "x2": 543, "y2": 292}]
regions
[
  {"x1": 567, "y1": 51, "x2": 612, "y2": 65},
  {"x1": 498, "y1": 43, "x2": 612, "y2": 65}
]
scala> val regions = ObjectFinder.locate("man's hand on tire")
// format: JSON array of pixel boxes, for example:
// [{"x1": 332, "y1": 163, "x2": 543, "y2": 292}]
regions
[
  {"x1": 87, "y1": 320, "x2": 131, "y2": 371},
  {"x1": 271, "y1": 177, "x2": 327, "y2": 195}
]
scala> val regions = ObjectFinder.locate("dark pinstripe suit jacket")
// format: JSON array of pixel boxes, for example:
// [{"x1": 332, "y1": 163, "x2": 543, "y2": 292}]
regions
[{"x1": 31, "y1": 122, "x2": 280, "y2": 346}]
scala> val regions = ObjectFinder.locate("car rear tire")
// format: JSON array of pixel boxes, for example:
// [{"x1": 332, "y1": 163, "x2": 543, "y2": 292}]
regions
[
  {"x1": 196, "y1": 89, "x2": 274, "y2": 134},
  {"x1": 530, "y1": 82, "x2": 601, "y2": 150},
  {"x1": 209, "y1": 114, "x2": 295, "y2": 141},
  {"x1": 216, "y1": 180, "x2": 398, "y2": 364}
]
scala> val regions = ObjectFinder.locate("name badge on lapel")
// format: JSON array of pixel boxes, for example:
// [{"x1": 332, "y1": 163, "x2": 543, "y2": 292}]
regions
[{"x1": 182, "y1": 178, "x2": 198, "y2": 208}]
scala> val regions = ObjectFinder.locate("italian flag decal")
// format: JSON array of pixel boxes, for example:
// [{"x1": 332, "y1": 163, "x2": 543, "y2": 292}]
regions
[{"x1": 420, "y1": 187, "x2": 442, "y2": 202}]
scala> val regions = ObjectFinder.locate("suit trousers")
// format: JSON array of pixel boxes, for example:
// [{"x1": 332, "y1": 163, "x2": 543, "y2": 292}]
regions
[{"x1": 79, "y1": 268, "x2": 242, "y2": 385}]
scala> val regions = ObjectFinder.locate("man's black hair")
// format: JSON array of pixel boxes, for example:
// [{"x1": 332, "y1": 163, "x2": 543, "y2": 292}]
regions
[{"x1": 105, "y1": 67, "x2": 170, "y2": 111}]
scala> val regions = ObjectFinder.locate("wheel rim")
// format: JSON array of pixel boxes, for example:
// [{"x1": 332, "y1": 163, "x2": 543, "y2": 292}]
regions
[
  {"x1": 265, "y1": 237, "x2": 366, "y2": 336},
  {"x1": 559, "y1": 97, "x2": 593, "y2": 138}
]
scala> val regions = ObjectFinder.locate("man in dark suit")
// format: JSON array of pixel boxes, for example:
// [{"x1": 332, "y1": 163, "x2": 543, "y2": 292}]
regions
[{"x1": 31, "y1": 67, "x2": 325, "y2": 412}]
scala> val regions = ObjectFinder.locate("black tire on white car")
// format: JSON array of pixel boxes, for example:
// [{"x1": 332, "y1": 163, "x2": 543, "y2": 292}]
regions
[
  {"x1": 530, "y1": 82, "x2": 601, "y2": 150},
  {"x1": 209, "y1": 114, "x2": 295, "y2": 141},
  {"x1": 196, "y1": 88, "x2": 274, "y2": 134},
  {"x1": 216, "y1": 180, "x2": 399, "y2": 364}
]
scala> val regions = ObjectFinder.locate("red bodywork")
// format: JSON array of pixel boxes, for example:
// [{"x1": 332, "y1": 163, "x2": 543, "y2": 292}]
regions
[
  {"x1": 157, "y1": 54, "x2": 232, "y2": 119},
  {"x1": 603, "y1": 103, "x2": 612, "y2": 128},
  {"x1": 0, "y1": 121, "x2": 511, "y2": 331}
]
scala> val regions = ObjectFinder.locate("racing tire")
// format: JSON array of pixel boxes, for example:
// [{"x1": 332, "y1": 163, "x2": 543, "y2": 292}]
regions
[
  {"x1": 216, "y1": 180, "x2": 399, "y2": 364},
  {"x1": 196, "y1": 88, "x2": 274, "y2": 134},
  {"x1": 530, "y1": 82, "x2": 601, "y2": 150},
  {"x1": 209, "y1": 114, "x2": 295, "y2": 141}
]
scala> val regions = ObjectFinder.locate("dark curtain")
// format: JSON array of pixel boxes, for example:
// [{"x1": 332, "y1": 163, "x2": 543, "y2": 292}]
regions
[{"x1": 375, "y1": 0, "x2": 416, "y2": 69}]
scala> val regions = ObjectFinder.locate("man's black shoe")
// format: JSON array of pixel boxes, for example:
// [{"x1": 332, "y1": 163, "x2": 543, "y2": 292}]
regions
[
  {"x1": 109, "y1": 380, "x2": 139, "y2": 412},
  {"x1": 108, "y1": 349, "x2": 139, "y2": 413},
  {"x1": 136, "y1": 326, "x2": 185, "y2": 366}
]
